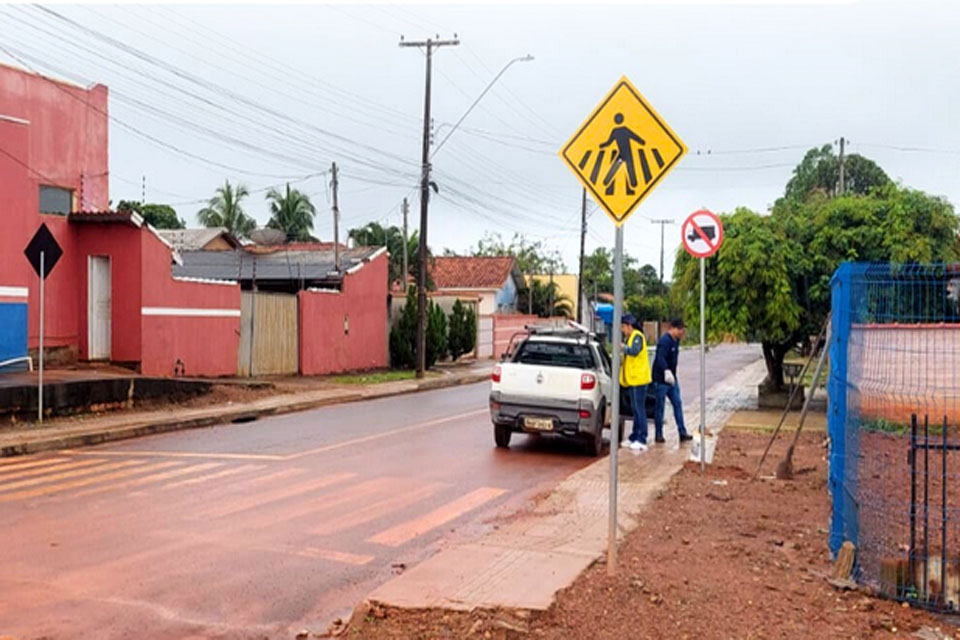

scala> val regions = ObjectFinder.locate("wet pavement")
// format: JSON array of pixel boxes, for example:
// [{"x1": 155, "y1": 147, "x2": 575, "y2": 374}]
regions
[{"x1": 0, "y1": 344, "x2": 760, "y2": 639}]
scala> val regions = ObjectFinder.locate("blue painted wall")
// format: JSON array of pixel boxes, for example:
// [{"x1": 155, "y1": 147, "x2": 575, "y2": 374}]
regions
[
  {"x1": 495, "y1": 275, "x2": 518, "y2": 313},
  {"x1": 0, "y1": 303, "x2": 28, "y2": 370}
]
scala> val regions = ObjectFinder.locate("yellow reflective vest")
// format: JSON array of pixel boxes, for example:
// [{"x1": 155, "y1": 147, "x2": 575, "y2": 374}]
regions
[{"x1": 620, "y1": 329, "x2": 652, "y2": 387}]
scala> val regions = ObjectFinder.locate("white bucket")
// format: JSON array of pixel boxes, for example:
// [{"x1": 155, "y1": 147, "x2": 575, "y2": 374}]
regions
[{"x1": 689, "y1": 433, "x2": 718, "y2": 465}]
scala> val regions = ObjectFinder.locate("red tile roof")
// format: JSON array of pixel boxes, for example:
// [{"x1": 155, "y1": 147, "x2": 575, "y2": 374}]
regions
[{"x1": 430, "y1": 256, "x2": 517, "y2": 290}]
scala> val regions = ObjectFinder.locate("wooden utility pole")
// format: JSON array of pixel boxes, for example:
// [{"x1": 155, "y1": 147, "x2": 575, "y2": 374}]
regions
[
  {"x1": 651, "y1": 218, "x2": 673, "y2": 337},
  {"x1": 331, "y1": 161, "x2": 340, "y2": 272},
  {"x1": 577, "y1": 188, "x2": 587, "y2": 324},
  {"x1": 838, "y1": 136, "x2": 846, "y2": 195},
  {"x1": 400, "y1": 35, "x2": 459, "y2": 379},
  {"x1": 402, "y1": 197, "x2": 409, "y2": 288}
]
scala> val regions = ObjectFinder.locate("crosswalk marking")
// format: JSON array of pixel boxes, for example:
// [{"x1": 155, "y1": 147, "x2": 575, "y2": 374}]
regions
[
  {"x1": 294, "y1": 547, "x2": 374, "y2": 566},
  {"x1": 0, "y1": 461, "x2": 178, "y2": 503},
  {"x1": 0, "y1": 456, "x2": 72, "y2": 473},
  {"x1": 200, "y1": 472, "x2": 356, "y2": 519},
  {"x1": 258, "y1": 477, "x2": 401, "y2": 529},
  {"x1": 367, "y1": 487, "x2": 507, "y2": 547},
  {"x1": 0, "y1": 460, "x2": 140, "y2": 493},
  {"x1": 73, "y1": 462, "x2": 222, "y2": 498},
  {"x1": 310, "y1": 482, "x2": 444, "y2": 536},
  {"x1": 0, "y1": 457, "x2": 105, "y2": 481},
  {"x1": 157, "y1": 464, "x2": 266, "y2": 490}
]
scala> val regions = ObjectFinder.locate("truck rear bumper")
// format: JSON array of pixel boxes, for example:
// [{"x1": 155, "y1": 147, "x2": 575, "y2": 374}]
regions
[{"x1": 489, "y1": 391, "x2": 599, "y2": 437}]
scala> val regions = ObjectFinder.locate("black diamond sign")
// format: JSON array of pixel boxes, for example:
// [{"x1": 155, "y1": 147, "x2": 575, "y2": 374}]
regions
[{"x1": 24, "y1": 223, "x2": 63, "y2": 279}]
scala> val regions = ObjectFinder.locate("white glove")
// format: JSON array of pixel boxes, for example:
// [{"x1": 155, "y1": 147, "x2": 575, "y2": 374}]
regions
[{"x1": 664, "y1": 370, "x2": 676, "y2": 386}]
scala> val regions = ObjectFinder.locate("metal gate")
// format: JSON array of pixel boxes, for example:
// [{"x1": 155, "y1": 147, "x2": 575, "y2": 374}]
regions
[
  {"x1": 238, "y1": 291, "x2": 298, "y2": 376},
  {"x1": 903, "y1": 413, "x2": 959, "y2": 611}
]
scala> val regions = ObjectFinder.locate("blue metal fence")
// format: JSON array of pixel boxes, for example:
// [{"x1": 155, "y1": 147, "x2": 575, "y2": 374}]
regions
[{"x1": 829, "y1": 262, "x2": 960, "y2": 611}]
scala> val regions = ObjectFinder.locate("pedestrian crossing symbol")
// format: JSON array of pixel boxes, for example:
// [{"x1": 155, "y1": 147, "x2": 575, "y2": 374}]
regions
[{"x1": 560, "y1": 76, "x2": 687, "y2": 226}]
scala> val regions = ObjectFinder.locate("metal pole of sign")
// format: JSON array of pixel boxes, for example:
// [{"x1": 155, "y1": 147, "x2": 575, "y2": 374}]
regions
[
  {"x1": 699, "y1": 256, "x2": 706, "y2": 471},
  {"x1": 607, "y1": 225, "x2": 624, "y2": 576},
  {"x1": 38, "y1": 250, "x2": 44, "y2": 424}
]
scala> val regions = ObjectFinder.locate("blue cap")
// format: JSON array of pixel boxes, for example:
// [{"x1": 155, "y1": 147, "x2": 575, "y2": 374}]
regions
[{"x1": 621, "y1": 313, "x2": 637, "y2": 326}]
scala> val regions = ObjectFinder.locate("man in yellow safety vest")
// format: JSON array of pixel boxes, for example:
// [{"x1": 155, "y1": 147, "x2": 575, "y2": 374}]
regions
[{"x1": 619, "y1": 313, "x2": 652, "y2": 452}]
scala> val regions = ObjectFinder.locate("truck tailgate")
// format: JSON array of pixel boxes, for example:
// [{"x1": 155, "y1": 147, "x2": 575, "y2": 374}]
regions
[{"x1": 497, "y1": 363, "x2": 583, "y2": 402}]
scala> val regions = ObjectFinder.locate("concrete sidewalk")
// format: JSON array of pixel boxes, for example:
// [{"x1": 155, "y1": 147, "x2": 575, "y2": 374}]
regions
[
  {"x1": 365, "y1": 358, "x2": 768, "y2": 613},
  {"x1": 0, "y1": 362, "x2": 493, "y2": 457}
]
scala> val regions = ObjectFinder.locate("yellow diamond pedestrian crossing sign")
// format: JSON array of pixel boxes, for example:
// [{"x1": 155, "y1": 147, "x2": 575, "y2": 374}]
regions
[{"x1": 560, "y1": 76, "x2": 687, "y2": 226}]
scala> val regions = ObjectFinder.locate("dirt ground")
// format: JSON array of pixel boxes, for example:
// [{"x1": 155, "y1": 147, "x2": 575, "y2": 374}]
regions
[{"x1": 344, "y1": 428, "x2": 960, "y2": 640}]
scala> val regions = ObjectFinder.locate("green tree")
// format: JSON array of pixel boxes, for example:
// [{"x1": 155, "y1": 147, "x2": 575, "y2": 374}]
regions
[
  {"x1": 389, "y1": 287, "x2": 449, "y2": 369},
  {"x1": 265, "y1": 183, "x2": 317, "y2": 242},
  {"x1": 673, "y1": 179, "x2": 960, "y2": 393},
  {"x1": 427, "y1": 300, "x2": 449, "y2": 366},
  {"x1": 197, "y1": 180, "x2": 256, "y2": 238},
  {"x1": 780, "y1": 144, "x2": 890, "y2": 205},
  {"x1": 448, "y1": 299, "x2": 477, "y2": 361},
  {"x1": 348, "y1": 222, "x2": 419, "y2": 286},
  {"x1": 116, "y1": 200, "x2": 185, "y2": 229},
  {"x1": 471, "y1": 232, "x2": 564, "y2": 274},
  {"x1": 521, "y1": 279, "x2": 573, "y2": 318}
]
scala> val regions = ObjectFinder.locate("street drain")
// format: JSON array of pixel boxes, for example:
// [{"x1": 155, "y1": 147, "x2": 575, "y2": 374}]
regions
[{"x1": 231, "y1": 414, "x2": 259, "y2": 424}]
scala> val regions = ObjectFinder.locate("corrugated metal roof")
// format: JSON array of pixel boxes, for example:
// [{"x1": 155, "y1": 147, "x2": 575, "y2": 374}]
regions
[
  {"x1": 158, "y1": 228, "x2": 238, "y2": 252},
  {"x1": 172, "y1": 246, "x2": 382, "y2": 282}
]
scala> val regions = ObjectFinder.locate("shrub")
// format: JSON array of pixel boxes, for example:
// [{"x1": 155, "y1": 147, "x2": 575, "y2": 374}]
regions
[
  {"x1": 389, "y1": 287, "x2": 449, "y2": 369},
  {"x1": 448, "y1": 299, "x2": 477, "y2": 361}
]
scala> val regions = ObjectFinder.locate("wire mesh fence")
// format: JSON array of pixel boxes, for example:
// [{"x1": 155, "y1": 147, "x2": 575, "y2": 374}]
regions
[{"x1": 829, "y1": 262, "x2": 960, "y2": 612}]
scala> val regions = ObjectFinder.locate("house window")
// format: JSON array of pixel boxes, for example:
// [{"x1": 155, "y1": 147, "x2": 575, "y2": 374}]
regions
[{"x1": 39, "y1": 185, "x2": 73, "y2": 215}]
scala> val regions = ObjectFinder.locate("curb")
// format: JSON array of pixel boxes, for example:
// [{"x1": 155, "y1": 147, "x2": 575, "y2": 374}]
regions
[{"x1": 0, "y1": 370, "x2": 492, "y2": 458}]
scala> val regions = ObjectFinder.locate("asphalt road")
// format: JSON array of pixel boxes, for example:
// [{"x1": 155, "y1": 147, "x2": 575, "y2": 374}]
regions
[{"x1": 0, "y1": 344, "x2": 760, "y2": 640}]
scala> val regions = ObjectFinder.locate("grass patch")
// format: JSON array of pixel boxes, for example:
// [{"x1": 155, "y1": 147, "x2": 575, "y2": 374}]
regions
[{"x1": 331, "y1": 370, "x2": 417, "y2": 385}]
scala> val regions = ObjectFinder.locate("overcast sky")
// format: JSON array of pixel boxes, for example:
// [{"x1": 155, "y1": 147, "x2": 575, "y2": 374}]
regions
[{"x1": 2, "y1": 1, "x2": 958, "y2": 279}]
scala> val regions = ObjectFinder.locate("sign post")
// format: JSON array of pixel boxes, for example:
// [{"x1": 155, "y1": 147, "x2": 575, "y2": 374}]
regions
[
  {"x1": 24, "y1": 223, "x2": 63, "y2": 425},
  {"x1": 560, "y1": 76, "x2": 686, "y2": 575},
  {"x1": 681, "y1": 209, "x2": 725, "y2": 471}
]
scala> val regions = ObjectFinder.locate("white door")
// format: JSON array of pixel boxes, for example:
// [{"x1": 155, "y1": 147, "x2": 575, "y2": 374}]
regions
[{"x1": 88, "y1": 256, "x2": 111, "y2": 360}]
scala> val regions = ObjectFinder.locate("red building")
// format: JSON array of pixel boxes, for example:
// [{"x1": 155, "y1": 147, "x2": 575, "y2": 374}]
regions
[
  {"x1": 0, "y1": 63, "x2": 388, "y2": 378},
  {"x1": 0, "y1": 62, "x2": 240, "y2": 376}
]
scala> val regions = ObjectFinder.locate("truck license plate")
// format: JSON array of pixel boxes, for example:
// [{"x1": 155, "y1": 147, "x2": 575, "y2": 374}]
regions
[{"x1": 524, "y1": 416, "x2": 553, "y2": 431}]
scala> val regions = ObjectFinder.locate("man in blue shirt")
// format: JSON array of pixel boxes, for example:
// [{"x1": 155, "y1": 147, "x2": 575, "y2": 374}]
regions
[{"x1": 652, "y1": 318, "x2": 692, "y2": 444}]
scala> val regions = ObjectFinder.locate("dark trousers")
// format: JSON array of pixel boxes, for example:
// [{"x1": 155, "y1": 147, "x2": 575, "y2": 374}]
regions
[
  {"x1": 654, "y1": 381, "x2": 688, "y2": 439},
  {"x1": 626, "y1": 384, "x2": 648, "y2": 444}
]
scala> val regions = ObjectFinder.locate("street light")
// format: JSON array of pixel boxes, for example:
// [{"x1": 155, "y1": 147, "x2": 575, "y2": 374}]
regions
[{"x1": 431, "y1": 54, "x2": 534, "y2": 157}]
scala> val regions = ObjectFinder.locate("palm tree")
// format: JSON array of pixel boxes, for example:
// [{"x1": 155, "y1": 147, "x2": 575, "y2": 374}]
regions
[
  {"x1": 196, "y1": 180, "x2": 256, "y2": 238},
  {"x1": 348, "y1": 222, "x2": 420, "y2": 286},
  {"x1": 265, "y1": 184, "x2": 317, "y2": 242}
]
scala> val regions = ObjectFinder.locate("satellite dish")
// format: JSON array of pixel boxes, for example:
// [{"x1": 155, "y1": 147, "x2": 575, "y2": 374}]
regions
[{"x1": 249, "y1": 228, "x2": 286, "y2": 246}]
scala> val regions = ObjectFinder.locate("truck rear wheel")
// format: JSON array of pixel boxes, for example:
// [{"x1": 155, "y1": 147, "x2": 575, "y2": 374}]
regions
[{"x1": 494, "y1": 424, "x2": 512, "y2": 448}]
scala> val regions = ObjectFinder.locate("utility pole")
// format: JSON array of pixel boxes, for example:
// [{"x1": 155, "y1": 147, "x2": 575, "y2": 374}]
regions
[
  {"x1": 577, "y1": 188, "x2": 587, "y2": 324},
  {"x1": 651, "y1": 218, "x2": 674, "y2": 337},
  {"x1": 331, "y1": 162, "x2": 341, "y2": 272},
  {"x1": 141, "y1": 175, "x2": 146, "y2": 204},
  {"x1": 402, "y1": 197, "x2": 409, "y2": 289},
  {"x1": 400, "y1": 35, "x2": 459, "y2": 379},
  {"x1": 838, "y1": 136, "x2": 846, "y2": 195}
]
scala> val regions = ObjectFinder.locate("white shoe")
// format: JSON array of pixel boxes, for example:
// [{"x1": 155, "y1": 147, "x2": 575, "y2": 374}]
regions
[
  {"x1": 621, "y1": 439, "x2": 633, "y2": 448},
  {"x1": 628, "y1": 441, "x2": 648, "y2": 452}
]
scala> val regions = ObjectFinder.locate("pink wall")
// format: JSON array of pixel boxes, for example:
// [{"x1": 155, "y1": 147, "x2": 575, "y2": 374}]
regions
[
  {"x1": 493, "y1": 314, "x2": 540, "y2": 359},
  {"x1": 299, "y1": 252, "x2": 388, "y2": 375},
  {"x1": 140, "y1": 231, "x2": 241, "y2": 377},
  {"x1": 74, "y1": 224, "x2": 142, "y2": 362},
  {"x1": 0, "y1": 118, "x2": 32, "y2": 294},
  {"x1": 0, "y1": 63, "x2": 109, "y2": 353}
]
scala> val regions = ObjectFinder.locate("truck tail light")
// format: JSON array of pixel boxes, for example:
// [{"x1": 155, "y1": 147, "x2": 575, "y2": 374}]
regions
[
  {"x1": 581, "y1": 373, "x2": 596, "y2": 390},
  {"x1": 492, "y1": 365, "x2": 502, "y2": 383},
  {"x1": 579, "y1": 409, "x2": 591, "y2": 419}
]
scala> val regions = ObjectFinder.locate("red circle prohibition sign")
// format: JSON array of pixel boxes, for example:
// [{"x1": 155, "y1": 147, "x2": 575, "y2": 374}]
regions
[{"x1": 681, "y1": 209, "x2": 724, "y2": 258}]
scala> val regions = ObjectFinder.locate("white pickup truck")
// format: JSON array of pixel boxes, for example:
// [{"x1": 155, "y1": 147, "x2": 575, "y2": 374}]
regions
[{"x1": 489, "y1": 326, "x2": 622, "y2": 456}]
